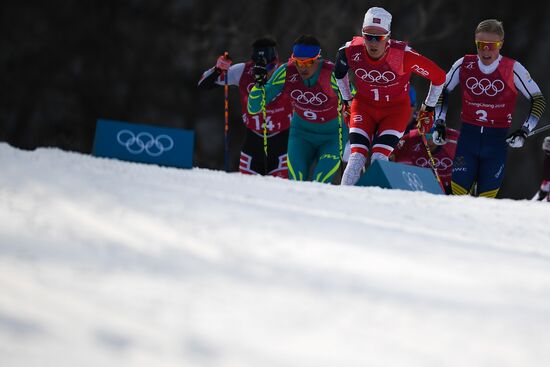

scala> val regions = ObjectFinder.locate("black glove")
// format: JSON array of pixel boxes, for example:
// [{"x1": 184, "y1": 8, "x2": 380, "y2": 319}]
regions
[
  {"x1": 432, "y1": 119, "x2": 447, "y2": 145},
  {"x1": 341, "y1": 99, "x2": 352, "y2": 126},
  {"x1": 543, "y1": 136, "x2": 550, "y2": 155},
  {"x1": 252, "y1": 57, "x2": 268, "y2": 86},
  {"x1": 506, "y1": 127, "x2": 528, "y2": 148},
  {"x1": 534, "y1": 189, "x2": 549, "y2": 201}
]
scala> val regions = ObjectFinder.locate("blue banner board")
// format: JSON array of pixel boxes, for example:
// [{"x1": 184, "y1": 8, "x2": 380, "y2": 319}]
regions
[
  {"x1": 356, "y1": 160, "x2": 443, "y2": 195},
  {"x1": 93, "y1": 119, "x2": 194, "y2": 169}
]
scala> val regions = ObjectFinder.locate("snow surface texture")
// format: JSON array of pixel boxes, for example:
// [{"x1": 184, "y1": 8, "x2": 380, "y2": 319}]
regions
[{"x1": 1, "y1": 142, "x2": 549, "y2": 367}]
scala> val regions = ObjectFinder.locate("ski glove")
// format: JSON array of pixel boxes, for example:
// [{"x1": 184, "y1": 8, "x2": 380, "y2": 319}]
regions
[
  {"x1": 341, "y1": 99, "x2": 352, "y2": 127},
  {"x1": 216, "y1": 53, "x2": 232, "y2": 72},
  {"x1": 506, "y1": 127, "x2": 528, "y2": 148},
  {"x1": 432, "y1": 119, "x2": 447, "y2": 145},
  {"x1": 416, "y1": 103, "x2": 435, "y2": 134},
  {"x1": 252, "y1": 64, "x2": 268, "y2": 86}
]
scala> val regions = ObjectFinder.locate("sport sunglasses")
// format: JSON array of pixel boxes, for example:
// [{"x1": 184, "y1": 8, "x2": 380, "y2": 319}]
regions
[
  {"x1": 475, "y1": 40, "x2": 503, "y2": 51},
  {"x1": 362, "y1": 32, "x2": 390, "y2": 42},
  {"x1": 291, "y1": 54, "x2": 320, "y2": 67}
]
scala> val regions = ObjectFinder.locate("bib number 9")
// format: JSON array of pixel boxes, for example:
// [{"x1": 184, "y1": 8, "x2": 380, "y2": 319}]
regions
[{"x1": 304, "y1": 110, "x2": 318, "y2": 120}]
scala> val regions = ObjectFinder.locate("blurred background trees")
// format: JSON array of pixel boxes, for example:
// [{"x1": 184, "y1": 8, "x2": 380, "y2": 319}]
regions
[{"x1": 2, "y1": 0, "x2": 549, "y2": 198}]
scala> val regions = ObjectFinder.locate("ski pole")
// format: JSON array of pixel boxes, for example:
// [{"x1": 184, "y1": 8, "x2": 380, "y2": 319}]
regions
[
  {"x1": 337, "y1": 101, "x2": 346, "y2": 177},
  {"x1": 528, "y1": 123, "x2": 550, "y2": 137},
  {"x1": 223, "y1": 51, "x2": 230, "y2": 172},
  {"x1": 419, "y1": 128, "x2": 446, "y2": 193},
  {"x1": 260, "y1": 86, "x2": 268, "y2": 175}
]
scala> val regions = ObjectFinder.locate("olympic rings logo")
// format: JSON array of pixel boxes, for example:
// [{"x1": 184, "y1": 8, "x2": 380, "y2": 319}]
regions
[
  {"x1": 116, "y1": 130, "x2": 174, "y2": 156},
  {"x1": 465, "y1": 77, "x2": 504, "y2": 96},
  {"x1": 355, "y1": 69, "x2": 396, "y2": 84},
  {"x1": 416, "y1": 157, "x2": 453, "y2": 170},
  {"x1": 401, "y1": 171, "x2": 424, "y2": 191},
  {"x1": 290, "y1": 90, "x2": 328, "y2": 106}
]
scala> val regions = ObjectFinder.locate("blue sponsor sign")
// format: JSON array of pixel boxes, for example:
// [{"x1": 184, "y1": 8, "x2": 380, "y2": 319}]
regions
[
  {"x1": 356, "y1": 160, "x2": 443, "y2": 195},
  {"x1": 93, "y1": 119, "x2": 194, "y2": 168}
]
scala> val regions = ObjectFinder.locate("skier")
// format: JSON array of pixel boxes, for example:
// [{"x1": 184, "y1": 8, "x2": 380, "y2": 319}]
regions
[
  {"x1": 392, "y1": 127, "x2": 460, "y2": 194},
  {"x1": 335, "y1": 6, "x2": 446, "y2": 185},
  {"x1": 198, "y1": 37, "x2": 292, "y2": 177},
  {"x1": 433, "y1": 19, "x2": 546, "y2": 198},
  {"x1": 248, "y1": 35, "x2": 346, "y2": 184}
]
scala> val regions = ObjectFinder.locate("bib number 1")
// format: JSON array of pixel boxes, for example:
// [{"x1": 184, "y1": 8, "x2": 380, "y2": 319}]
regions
[{"x1": 370, "y1": 88, "x2": 390, "y2": 102}]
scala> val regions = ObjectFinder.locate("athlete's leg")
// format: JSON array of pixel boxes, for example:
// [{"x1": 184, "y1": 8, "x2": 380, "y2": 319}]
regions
[
  {"x1": 312, "y1": 132, "x2": 341, "y2": 184},
  {"x1": 239, "y1": 130, "x2": 262, "y2": 175},
  {"x1": 476, "y1": 128, "x2": 508, "y2": 198},
  {"x1": 341, "y1": 101, "x2": 376, "y2": 185},
  {"x1": 240, "y1": 129, "x2": 290, "y2": 177},
  {"x1": 371, "y1": 102, "x2": 411, "y2": 160},
  {"x1": 265, "y1": 130, "x2": 289, "y2": 178},
  {"x1": 287, "y1": 122, "x2": 316, "y2": 181},
  {"x1": 451, "y1": 125, "x2": 480, "y2": 195},
  {"x1": 347, "y1": 101, "x2": 376, "y2": 157}
]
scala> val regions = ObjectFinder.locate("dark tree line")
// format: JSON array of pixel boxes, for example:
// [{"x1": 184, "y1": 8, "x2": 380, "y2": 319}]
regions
[{"x1": 2, "y1": 0, "x2": 549, "y2": 198}]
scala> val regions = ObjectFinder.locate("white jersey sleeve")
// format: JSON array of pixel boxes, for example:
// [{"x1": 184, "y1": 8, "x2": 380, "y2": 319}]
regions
[
  {"x1": 435, "y1": 57, "x2": 463, "y2": 121},
  {"x1": 513, "y1": 61, "x2": 545, "y2": 132},
  {"x1": 216, "y1": 63, "x2": 245, "y2": 86},
  {"x1": 444, "y1": 57, "x2": 464, "y2": 93},
  {"x1": 513, "y1": 61, "x2": 542, "y2": 99},
  {"x1": 337, "y1": 74, "x2": 353, "y2": 101},
  {"x1": 198, "y1": 63, "x2": 246, "y2": 87}
]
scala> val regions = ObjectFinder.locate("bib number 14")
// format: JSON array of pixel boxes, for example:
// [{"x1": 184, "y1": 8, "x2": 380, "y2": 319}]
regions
[{"x1": 252, "y1": 115, "x2": 274, "y2": 131}]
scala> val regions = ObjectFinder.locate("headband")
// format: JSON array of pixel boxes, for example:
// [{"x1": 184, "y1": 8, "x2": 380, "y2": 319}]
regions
[{"x1": 292, "y1": 44, "x2": 321, "y2": 58}]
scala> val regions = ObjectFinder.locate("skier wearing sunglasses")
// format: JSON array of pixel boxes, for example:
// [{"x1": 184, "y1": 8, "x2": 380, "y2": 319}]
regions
[
  {"x1": 335, "y1": 7, "x2": 446, "y2": 186},
  {"x1": 434, "y1": 19, "x2": 546, "y2": 198},
  {"x1": 248, "y1": 35, "x2": 347, "y2": 184}
]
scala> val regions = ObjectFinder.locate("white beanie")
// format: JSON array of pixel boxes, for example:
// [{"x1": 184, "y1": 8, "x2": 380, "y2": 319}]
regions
[{"x1": 362, "y1": 7, "x2": 392, "y2": 34}]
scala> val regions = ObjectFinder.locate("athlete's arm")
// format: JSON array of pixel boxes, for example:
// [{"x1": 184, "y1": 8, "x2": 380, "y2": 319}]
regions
[
  {"x1": 197, "y1": 63, "x2": 245, "y2": 89},
  {"x1": 330, "y1": 73, "x2": 343, "y2": 105},
  {"x1": 247, "y1": 64, "x2": 287, "y2": 114},
  {"x1": 513, "y1": 61, "x2": 546, "y2": 132},
  {"x1": 435, "y1": 57, "x2": 463, "y2": 121},
  {"x1": 334, "y1": 43, "x2": 353, "y2": 101},
  {"x1": 404, "y1": 49, "x2": 446, "y2": 108}
]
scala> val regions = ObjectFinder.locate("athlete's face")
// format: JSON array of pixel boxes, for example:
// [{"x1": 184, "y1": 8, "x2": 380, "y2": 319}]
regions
[
  {"x1": 362, "y1": 27, "x2": 390, "y2": 60},
  {"x1": 475, "y1": 31, "x2": 503, "y2": 66},
  {"x1": 294, "y1": 58, "x2": 320, "y2": 79}
]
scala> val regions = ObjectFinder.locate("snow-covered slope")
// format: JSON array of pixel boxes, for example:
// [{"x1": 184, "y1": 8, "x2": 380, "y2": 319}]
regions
[{"x1": 1, "y1": 142, "x2": 549, "y2": 367}]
